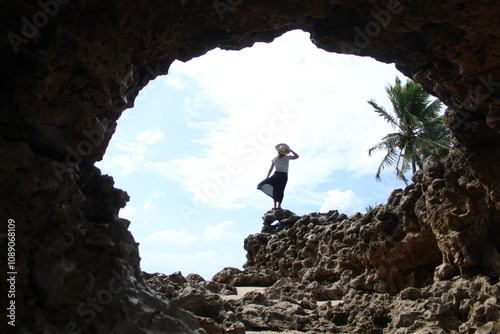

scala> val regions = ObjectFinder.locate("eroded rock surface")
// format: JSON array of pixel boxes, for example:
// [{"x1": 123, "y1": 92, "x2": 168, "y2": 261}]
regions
[
  {"x1": 146, "y1": 271, "x2": 243, "y2": 334},
  {"x1": 148, "y1": 270, "x2": 500, "y2": 333},
  {"x1": 206, "y1": 157, "x2": 500, "y2": 332},
  {"x1": 1, "y1": 0, "x2": 499, "y2": 333},
  {"x1": 234, "y1": 160, "x2": 448, "y2": 294}
]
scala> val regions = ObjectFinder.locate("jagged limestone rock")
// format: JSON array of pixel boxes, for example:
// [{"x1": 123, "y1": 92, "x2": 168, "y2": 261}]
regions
[{"x1": 1, "y1": 0, "x2": 499, "y2": 332}]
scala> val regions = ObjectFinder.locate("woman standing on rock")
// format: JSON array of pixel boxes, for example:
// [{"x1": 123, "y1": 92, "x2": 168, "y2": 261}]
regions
[{"x1": 257, "y1": 143, "x2": 299, "y2": 210}]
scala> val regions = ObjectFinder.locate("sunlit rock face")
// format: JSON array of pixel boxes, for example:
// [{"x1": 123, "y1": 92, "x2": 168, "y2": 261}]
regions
[
  {"x1": 229, "y1": 158, "x2": 495, "y2": 294},
  {"x1": 1, "y1": 0, "x2": 498, "y2": 332}
]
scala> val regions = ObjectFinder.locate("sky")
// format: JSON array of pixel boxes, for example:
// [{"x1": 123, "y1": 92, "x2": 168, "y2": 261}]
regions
[{"x1": 96, "y1": 29, "x2": 408, "y2": 280}]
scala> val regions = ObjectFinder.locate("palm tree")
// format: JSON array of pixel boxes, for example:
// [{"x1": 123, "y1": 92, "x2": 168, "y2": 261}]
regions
[{"x1": 368, "y1": 77, "x2": 451, "y2": 184}]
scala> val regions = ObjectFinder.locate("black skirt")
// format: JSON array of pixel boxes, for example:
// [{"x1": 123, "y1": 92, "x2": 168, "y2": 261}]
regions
[{"x1": 257, "y1": 171, "x2": 288, "y2": 202}]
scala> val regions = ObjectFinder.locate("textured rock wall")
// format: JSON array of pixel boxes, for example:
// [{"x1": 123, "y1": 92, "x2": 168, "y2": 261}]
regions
[
  {"x1": 223, "y1": 158, "x2": 444, "y2": 294},
  {"x1": 162, "y1": 270, "x2": 500, "y2": 333},
  {"x1": 225, "y1": 156, "x2": 495, "y2": 294},
  {"x1": 1, "y1": 0, "x2": 499, "y2": 332}
]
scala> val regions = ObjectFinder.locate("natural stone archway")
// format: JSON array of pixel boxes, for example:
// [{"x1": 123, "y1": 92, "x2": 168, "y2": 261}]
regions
[{"x1": 1, "y1": 0, "x2": 499, "y2": 333}]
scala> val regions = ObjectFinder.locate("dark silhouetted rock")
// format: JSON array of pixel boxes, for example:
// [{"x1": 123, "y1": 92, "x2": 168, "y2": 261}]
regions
[{"x1": 1, "y1": 0, "x2": 499, "y2": 333}]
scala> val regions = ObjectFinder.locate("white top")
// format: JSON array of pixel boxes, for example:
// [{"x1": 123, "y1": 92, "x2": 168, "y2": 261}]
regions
[{"x1": 273, "y1": 155, "x2": 291, "y2": 173}]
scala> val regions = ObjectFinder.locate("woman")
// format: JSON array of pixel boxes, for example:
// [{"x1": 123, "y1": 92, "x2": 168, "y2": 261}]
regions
[{"x1": 257, "y1": 143, "x2": 299, "y2": 210}]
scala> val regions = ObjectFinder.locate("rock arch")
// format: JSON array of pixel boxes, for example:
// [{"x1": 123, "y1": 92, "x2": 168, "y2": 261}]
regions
[{"x1": 1, "y1": 0, "x2": 498, "y2": 332}]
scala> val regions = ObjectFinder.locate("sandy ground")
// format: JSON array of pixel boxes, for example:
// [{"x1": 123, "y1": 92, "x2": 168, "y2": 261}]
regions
[
  {"x1": 246, "y1": 332, "x2": 307, "y2": 334},
  {"x1": 220, "y1": 286, "x2": 268, "y2": 300},
  {"x1": 221, "y1": 286, "x2": 343, "y2": 307}
]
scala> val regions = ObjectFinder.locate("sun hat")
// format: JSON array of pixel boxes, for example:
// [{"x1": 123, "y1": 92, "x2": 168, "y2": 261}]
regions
[{"x1": 275, "y1": 143, "x2": 291, "y2": 155}]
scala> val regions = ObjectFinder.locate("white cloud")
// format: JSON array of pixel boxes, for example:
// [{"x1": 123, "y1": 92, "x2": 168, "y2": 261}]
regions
[
  {"x1": 94, "y1": 28, "x2": 414, "y2": 278},
  {"x1": 97, "y1": 133, "x2": 145, "y2": 175},
  {"x1": 136, "y1": 128, "x2": 164, "y2": 144},
  {"x1": 146, "y1": 229, "x2": 198, "y2": 245},
  {"x1": 97, "y1": 127, "x2": 167, "y2": 175},
  {"x1": 142, "y1": 200, "x2": 155, "y2": 213},
  {"x1": 203, "y1": 220, "x2": 240, "y2": 242},
  {"x1": 163, "y1": 74, "x2": 187, "y2": 89},
  {"x1": 119, "y1": 205, "x2": 137, "y2": 220},
  {"x1": 154, "y1": 30, "x2": 402, "y2": 210},
  {"x1": 97, "y1": 29, "x2": 410, "y2": 280},
  {"x1": 101, "y1": 140, "x2": 147, "y2": 176},
  {"x1": 118, "y1": 192, "x2": 167, "y2": 220},
  {"x1": 100, "y1": 29, "x2": 403, "y2": 211},
  {"x1": 148, "y1": 192, "x2": 167, "y2": 200},
  {"x1": 319, "y1": 189, "x2": 364, "y2": 215}
]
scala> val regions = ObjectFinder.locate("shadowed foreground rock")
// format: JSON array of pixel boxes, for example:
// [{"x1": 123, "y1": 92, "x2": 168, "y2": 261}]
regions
[
  {"x1": 207, "y1": 158, "x2": 500, "y2": 332},
  {"x1": 148, "y1": 268, "x2": 500, "y2": 333},
  {"x1": 1, "y1": 0, "x2": 499, "y2": 332},
  {"x1": 150, "y1": 158, "x2": 500, "y2": 333}
]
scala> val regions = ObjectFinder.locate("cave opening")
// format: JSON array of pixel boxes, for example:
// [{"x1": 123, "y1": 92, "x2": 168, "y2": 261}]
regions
[
  {"x1": 3, "y1": 1, "x2": 499, "y2": 332},
  {"x1": 97, "y1": 29, "x2": 412, "y2": 280}
]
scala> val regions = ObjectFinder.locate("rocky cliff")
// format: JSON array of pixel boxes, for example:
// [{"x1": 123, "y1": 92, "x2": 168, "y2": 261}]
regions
[
  {"x1": 148, "y1": 268, "x2": 499, "y2": 333},
  {"x1": 239, "y1": 158, "x2": 476, "y2": 293},
  {"x1": 1, "y1": 0, "x2": 499, "y2": 333},
  {"x1": 146, "y1": 166, "x2": 500, "y2": 333},
  {"x1": 207, "y1": 157, "x2": 500, "y2": 332}
]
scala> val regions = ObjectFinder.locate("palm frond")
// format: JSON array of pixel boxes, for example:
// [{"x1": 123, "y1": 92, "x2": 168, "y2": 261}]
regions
[
  {"x1": 368, "y1": 133, "x2": 399, "y2": 156},
  {"x1": 422, "y1": 99, "x2": 443, "y2": 117},
  {"x1": 367, "y1": 76, "x2": 451, "y2": 183},
  {"x1": 415, "y1": 136, "x2": 450, "y2": 150},
  {"x1": 375, "y1": 148, "x2": 399, "y2": 181},
  {"x1": 367, "y1": 99, "x2": 399, "y2": 129},
  {"x1": 394, "y1": 148, "x2": 410, "y2": 184}
]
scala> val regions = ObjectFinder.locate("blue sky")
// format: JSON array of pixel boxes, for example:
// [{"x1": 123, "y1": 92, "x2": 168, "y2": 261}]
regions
[{"x1": 96, "y1": 30, "x2": 406, "y2": 279}]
